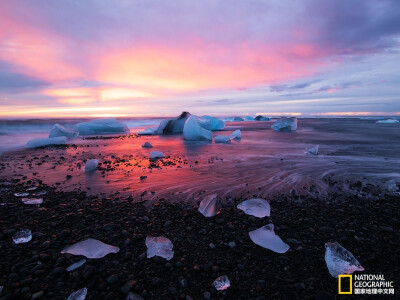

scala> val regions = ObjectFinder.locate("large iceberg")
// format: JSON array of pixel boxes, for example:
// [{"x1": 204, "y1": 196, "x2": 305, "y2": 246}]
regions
[
  {"x1": 183, "y1": 116, "x2": 212, "y2": 141},
  {"x1": 237, "y1": 199, "x2": 270, "y2": 218},
  {"x1": 376, "y1": 119, "x2": 399, "y2": 124},
  {"x1": 214, "y1": 135, "x2": 231, "y2": 143},
  {"x1": 49, "y1": 123, "x2": 79, "y2": 138},
  {"x1": 271, "y1": 117, "x2": 297, "y2": 132},
  {"x1": 27, "y1": 137, "x2": 67, "y2": 149},
  {"x1": 201, "y1": 115, "x2": 225, "y2": 130},
  {"x1": 198, "y1": 194, "x2": 221, "y2": 217},
  {"x1": 61, "y1": 238, "x2": 120, "y2": 259},
  {"x1": 324, "y1": 242, "x2": 364, "y2": 278},
  {"x1": 157, "y1": 112, "x2": 191, "y2": 134},
  {"x1": 145, "y1": 236, "x2": 174, "y2": 260},
  {"x1": 84, "y1": 159, "x2": 98, "y2": 172},
  {"x1": 230, "y1": 129, "x2": 241, "y2": 139},
  {"x1": 75, "y1": 118, "x2": 129, "y2": 135},
  {"x1": 249, "y1": 224, "x2": 290, "y2": 253},
  {"x1": 255, "y1": 115, "x2": 271, "y2": 121}
]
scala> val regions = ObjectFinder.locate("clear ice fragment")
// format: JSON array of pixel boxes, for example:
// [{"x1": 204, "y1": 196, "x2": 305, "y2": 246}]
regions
[
  {"x1": 145, "y1": 236, "x2": 174, "y2": 260},
  {"x1": 21, "y1": 198, "x2": 43, "y2": 205},
  {"x1": 198, "y1": 194, "x2": 221, "y2": 217},
  {"x1": 271, "y1": 117, "x2": 297, "y2": 132},
  {"x1": 249, "y1": 224, "x2": 289, "y2": 253},
  {"x1": 213, "y1": 275, "x2": 230, "y2": 290},
  {"x1": 67, "y1": 287, "x2": 87, "y2": 300},
  {"x1": 183, "y1": 116, "x2": 212, "y2": 141},
  {"x1": 66, "y1": 259, "x2": 87, "y2": 271},
  {"x1": 13, "y1": 229, "x2": 32, "y2": 244},
  {"x1": 324, "y1": 242, "x2": 364, "y2": 278},
  {"x1": 26, "y1": 187, "x2": 38, "y2": 191},
  {"x1": 75, "y1": 118, "x2": 128, "y2": 135},
  {"x1": 201, "y1": 115, "x2": 225, "y2": 130},
  {"x1": 84, "y1": 159, "x2": 98, "y2": 172},
  {"x1": 26, "y1": 137, "x2": 67, "y2": 149},
  {"x1": 61, "y1": 238, "x2": 119, "y2": 259},
  {"x1": 127, "y1": 292, "x2": 144, "y2": 300},
  {"x1": 376, "y1": 119, "x2": 399, "y2": 124},
  {"x1": 305, "y1": 145, "x2": 319, "y2": 155},
  {"x1": 214, "y1": 135, "x2": 231, "y2": 143},
  {"x1": 149, "y1": 150, "x2": 165, "y2": 159},
  {"x1": 230, "y1": 129, "x2": 241, "y2": 139},
  {"x1": 14, "y1": 192, "x2": 29, "y2": 197},
  {"x1": 237, "y1": 198, "x2": 270, "y2": 218},
  {"x1": 49, "y1": 123, "x2": 79, "y2": 138}
]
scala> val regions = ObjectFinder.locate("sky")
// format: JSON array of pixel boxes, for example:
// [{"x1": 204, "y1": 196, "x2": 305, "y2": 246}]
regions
[{"x1": 0, "y1": 0, "x2": 400, "y2": 118}]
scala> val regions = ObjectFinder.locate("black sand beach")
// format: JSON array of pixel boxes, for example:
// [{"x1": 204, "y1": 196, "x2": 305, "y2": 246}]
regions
[{"x1": 0, "y1": 119, "x2": 399, "y2": 299}]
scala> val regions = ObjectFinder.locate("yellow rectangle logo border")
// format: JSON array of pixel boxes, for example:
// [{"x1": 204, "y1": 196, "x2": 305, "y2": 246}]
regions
[{"x1": 338, "y1": 275, "x2": 352, "y2": 294}]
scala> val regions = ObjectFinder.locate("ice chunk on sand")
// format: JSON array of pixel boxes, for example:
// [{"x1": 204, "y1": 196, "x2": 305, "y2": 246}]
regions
[
  {"x1": 244, "y1": 116, "x2": 254, "y2": 121},
  {"x1": 271, "y1": 117, "x2": 297, "y2": 132},
  {"x1": 145, "y1": 236, "x2": 174, "y2": 260},
  {"x1": 75, "y1": 118, "x2": 129, "y2": 135},
  {"x1": 84, "y1": 159, "x2": 98, "y2": 172},
  {"x1": 249, "y1": 224, "x2": 290, "y2": 253},
  {"x1": 49, "y1": 123, "x2": 78, "y2": 138},
  {"x1": 138, "y1": 127, "x2": 157, "y2": 135},
  {"x1": 213, "y1": 275, "x2": 230, "y2": 291},
  {"x1": 26, "y1": 137, "x2": 67, "y2": 149},
  {"x1": 22, "y1": 198, "x2": 43, "y2": 205},
  {"x1": 127, "y1": 292, "x2": 144, "y2": 300},
  {"x1": 67, "y1": 259, "x2": 86, "y2": 272},
  {"x1": 376, "y1": 119, "x2": 399, "y2": 124},
  {"x1": 142, "y1": 142, "x2": 153, "y2": 148},
  {"x1": 13, "y1": 229, "x2": 32, "y2": 244},
  {"x1": 305, "y1": 145, "x2": 319, "y2": 155},
  {"x1": 14, "y1": 192, "x2": 29, "y2": 197},
  {"x1": 230, "y1": 129, "x2": 241, "y2": 139},
  {"x1": 183, "y1": 116, "x2": 212, "y2": 141},
  {"x1": 149, "y1": 150, "x2": 165, "y2": 159},
  {"x1": 237, "y1": 199, "x2": 270, "y2": 218},
  {"x1": 61, "y1": 238, "x2": 119, "y2": 259},
  {"x1": 324, "y1": 242, "x2": 364, "y2": 278},
  {"x1": 255, "y1": 115, "x2": 270, "y2": 121},
  {"x1": 198, "y1": 194, "x2": 221, "y2": 217},
  {"x1": 202, "y1": 115, "x2": 225, "y2": 130},
  {"x1": 67, "y1": 287, "x2": 87, "y2": 300},
  {"x1": 157, "y1": 112, "x2": 191, "y2": 134},
  {"x1": 214, "y1": 135, "x2": 231, "y2": 143},
  {"x1": 26, "y1": 186, "x2": 37, "y2": 191}
]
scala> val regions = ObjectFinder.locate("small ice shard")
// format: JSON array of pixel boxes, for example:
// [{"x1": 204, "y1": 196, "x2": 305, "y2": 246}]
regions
[
  {"x1": 21, "y1": 198, "x2": 43, "y2": 205},
  {"x1": 244, "y1": 116, "x2": 254, "y2": 121},
  {"x1": 145, "y1": 236, "x2": 174, "y2": 260},
  {"x1": 183, "y1": 116, "x2": 212, "y2": 141},
  {"x1": 67, "y1": 287, "x2": 87, "y2": 300},
  {"x1": 26, "y1": 186, "x2": 37, "y2": 191},
  {"x1": 14, "y1": 192, "x2": 29, "y2": 197},
  {"x1": 237, "y1": 198, "x2": 270, "y2": 218},
  {"x1": 213, "y1": 275, "x2": 230, "y2": 291},
  {"x1": 84, "y1": 159, "x2": 98, "y2": 172},
  {"x1": 198, "y1": 194, "x2": 221, "y2": 217},
  {"x1": 149, "y1": 150, "x2": 165, "y2": 159},
  {"x1": 376, "y1": 119, "x2": 399, "y2": 124},
  {"x1": 233, "y1": 117, "x2": 244, "y2": 121},
  {"x1": 0, "y1": 286, "x2": 3, "y2": 294},
  {"x1": 127, "y1": 292, "x2": 144, "y2": 300},
  {"x1": 271, "y1": 117, "x2": 297, "y2": 132},
  {"x1": 324, "y1": 242, "x2": 364, "y2": 278},
  {"x1": 12, "y1": 229, "x2": 32, "y2": 244},
  {"x1": 61, "y1": 238, "x2": 119, "y2": 259},
  {"x1": 305, "y1": 145, "x2": 319, "y2": 155},
  {"x1": 142, "y1": 142, "x2": 153, "y2": 148},
  {"x1": 214, "y1": 135, "x2": 231, "y2": 143},
  {"x1": 35, "y1": 190, "x2": 47, "y2": 196},
  {"x1": 230, "y1": 129, "x2": 241, "y2": 139},
  {"x1": 157, "y1": 111, "x2": 191, "y2": 134},
  {"x1": 75, "y1": 118, "x2": 129, "y2": 135},
  {"x1": 249, "y1": 224, "x2": 290, "y2": 253},
  {"x1": 66, "y1": 259, "x2": 86, "y2": 272},
  {"x1": 138, "y1": 127, "x2": 157, "y2": 135},
  {"x1": 202, "y1": 115, "x2": 225, "y2": 130},
  {"x1": 255, "y1": 115, "x2": 271, "y2": 121},
  {"x1": 49, "y1": 123, "x2": 79, "y2": 138},
  {"x1": 26, "y1": 137, "x2": 67, "y2": 149}
]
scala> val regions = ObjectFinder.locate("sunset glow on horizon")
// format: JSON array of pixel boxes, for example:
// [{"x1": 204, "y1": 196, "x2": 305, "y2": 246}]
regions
[{"x1": 0, "y1": 0, "x2": 399, "y2": 118}]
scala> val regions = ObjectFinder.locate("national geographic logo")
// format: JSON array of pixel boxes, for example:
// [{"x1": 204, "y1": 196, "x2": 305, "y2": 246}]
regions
[{"x1": 338, "y1": 274, "x2": 395, "y2": 295}]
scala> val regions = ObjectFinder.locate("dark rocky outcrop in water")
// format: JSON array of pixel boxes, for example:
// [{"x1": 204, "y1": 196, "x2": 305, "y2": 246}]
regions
[{"x1": 158, "y1": 111, "x2": 191, "y2": 134}]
